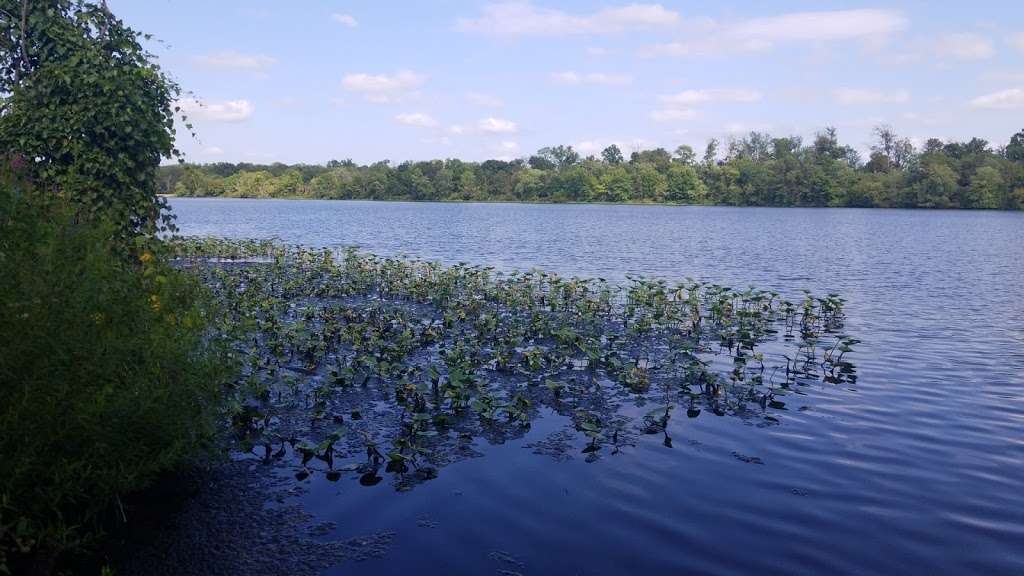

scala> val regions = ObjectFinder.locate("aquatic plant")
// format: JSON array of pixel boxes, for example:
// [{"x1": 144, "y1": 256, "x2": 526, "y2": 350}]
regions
[{"x1": 170, "y1": 237, "x2": 858, "y2": 489}]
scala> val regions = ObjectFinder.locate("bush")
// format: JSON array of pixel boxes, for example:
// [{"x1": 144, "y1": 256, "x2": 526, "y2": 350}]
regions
[{"x1": 0, "y1": 181, "x2": 229, "y2": 573}]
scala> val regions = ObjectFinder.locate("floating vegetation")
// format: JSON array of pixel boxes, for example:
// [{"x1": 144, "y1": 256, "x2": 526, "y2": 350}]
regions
[{"x1": 173, "y1": 237, "x2": 858, "y2": 489}]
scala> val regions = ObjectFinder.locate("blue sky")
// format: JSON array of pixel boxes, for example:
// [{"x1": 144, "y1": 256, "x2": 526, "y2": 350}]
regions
[{"x1": 111, "y1": 1, "x2": 1024, "y2": 164}]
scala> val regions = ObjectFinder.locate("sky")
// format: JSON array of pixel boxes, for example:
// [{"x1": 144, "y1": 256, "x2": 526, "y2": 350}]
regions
[{"x1": 110, "y1": 1, "x2": 1024, "y2": 165}]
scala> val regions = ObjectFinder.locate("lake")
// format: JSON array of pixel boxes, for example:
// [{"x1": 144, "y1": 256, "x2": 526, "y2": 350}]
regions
[{"x1": 169, "y1": 198, "x2": 1024, "y2": 575}]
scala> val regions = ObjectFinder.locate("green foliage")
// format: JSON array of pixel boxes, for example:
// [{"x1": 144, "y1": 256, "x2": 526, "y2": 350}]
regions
[
  {"x1": 173, "y1": 237, "x2": 856, "y2": 493},
  {"x1": 163, "y1": 127, "x2": 1024, "y2": 210},
  {"x1": 0, "y1": 183, "x2": 229, "y2": 571},
  {"x1": 0, "y1": 0, "x2": 183, "y2": 237}
]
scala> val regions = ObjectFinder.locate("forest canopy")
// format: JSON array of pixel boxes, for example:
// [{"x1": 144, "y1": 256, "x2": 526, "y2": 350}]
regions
[{"x1": 163, "y1": 127, "x2": 1024, "y2": 210}]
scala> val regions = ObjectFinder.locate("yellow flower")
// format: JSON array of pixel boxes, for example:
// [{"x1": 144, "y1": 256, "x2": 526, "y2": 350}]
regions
[{"x1": 139, "y1": 251, "x2": 154, "y2": 264}]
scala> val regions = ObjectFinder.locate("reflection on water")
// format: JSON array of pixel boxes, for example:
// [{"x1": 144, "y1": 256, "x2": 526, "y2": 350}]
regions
[{"x1": 171, "y1": 199, "x2": 1024, "y2": 575}]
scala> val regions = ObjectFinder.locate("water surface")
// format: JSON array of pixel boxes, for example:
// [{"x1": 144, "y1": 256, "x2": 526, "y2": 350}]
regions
[{"x1": 170, "y1": 198, "x2": 1024, "y2": 575}]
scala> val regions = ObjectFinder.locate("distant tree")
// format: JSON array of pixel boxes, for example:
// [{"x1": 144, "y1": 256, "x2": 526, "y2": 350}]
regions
[
  {"x1": 1004, "y1": 129, "x2": 1024, "y2": 162},
  {"x1": 528, "y1": 155, "x2": 556, "y2": 171},
  {"x1": 702, "y1": 139, "x2": 719, "y2": 166},
  {"x1": 967, "y1": 166, "x2": 1004, "y2": 209},
  {"x1": 666, "y1": 164, "x2": 705, "y2": 203},
  {"x1": 601, "y1": 144, "x2": 624, "y2": 165},
  {"x1": 673, "y1": 145, "x2": 696, "y2": 166},
  {"x1": 630, "y1": 148, "x2": 672, "y2": 171},
  {"x1": 537, "y1": 145, "x2": 580, "y2": 170},
  {"x1": 870, "y1": 125, "x2": 915, "y2": 171},
  {"x1": 156, "y1": 127, "x2": 1023, "y2": 211},
  {"x1": 598, "y1": 166, "x2": 631, "y2": 202},
  {"x1": 923, "y1": 138, "x2": 945, "y2": 155},
  {"x1": 913, "y1": 161, "x2": 958, "y2": 208}
]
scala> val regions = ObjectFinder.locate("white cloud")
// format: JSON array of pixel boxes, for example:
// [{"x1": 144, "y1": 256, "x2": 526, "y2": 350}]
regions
[
  {"x1": 456, "y1": 2, "x2": 680, "y2": 37},
  {"x1": 833, "y1": 88, "x2": 911, "y2": 105},
  {"x1": 640, "y1": 9, "x2": 906, "y2": 58},
  {"x1": 394, "y1": 112, "x2": 438, "y2": 128},
  {"x1": 724, "y1": 122, "x2": 772, "y2": 135},
  {"x1": 937, "y1": 33, "x2": 994, "y2": 61},
  {"x1": 586, "y1": 46, "x2": 613, "y2": 57},
  {"x1": 650, "y1": 88, "x2": 758, "y2": 124},
  {"x1": 730, "y1": 9, "x2": 907, "y2": 42},
  {"x1": 421, "y1": 135, "x2": 453, "y2": 146},
  {"x1": 650, "y1": 108, "x2": 697, "y2": 123},
  {"x1": 1010, "y1": 32, "x2": 1024, "y2": 52},
  {"x1": 639, "y1": 41, "x2": 701, "y2": 58},
  {"x1": 202, "y1": 146, "x2": 225, "y2": 156},
  {"x1": 496, "y1": 141, "x2": 519, "y2": 152},
  {"x1": 551, "y1": 71, "x2": 582, "y2": 84},
  {"x1": 177, "y1": 98, "x2": 255, "y2": 123},
  {"x1": 658, "y1": 89, "x2": 762, "y2": 106},
  {"x1": 331, "y1": 13, "x2": 358, "y2": 27},
  {"x1": 551, "y1": 71, "x2": 632, "y2": 85},
  {"x1": 639, "y1": 37, "x2": 771, "y2": 58},
  {"x1": 969, "y1": 88, "x2": 1024, "y2": 110},
  {"x1": 477, "y1": 117, "x2": 518, "y2": 133},
  {"x1": 575, "y1": 140, "x2": 607, "y2": 155},
  {"x1": 271, "y1": 97, "x2": 303, "y2": 109},
  {"x1": 341, "y1": 70, "x2": 426, "y2": 103},
  {"x1": 467, "y1": 92, "x2": 505, "y2": 107},
  {"x1": 576, "y1": 138, "x2": 656, "y2": 155},
  {"x1": 194, "y1": 51, "x2": 277, "y2": 73}
]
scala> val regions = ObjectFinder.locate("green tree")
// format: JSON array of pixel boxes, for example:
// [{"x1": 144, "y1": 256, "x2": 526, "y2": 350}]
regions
[
  {"x1": 967, "y1": 166, "x2": 1004, "y2": 209},
  {"x1": 673, "y1": 144, "x2": 696, "y2": 166},
  {"x1": 913, "y1": 161, "x2": 958, "y2": 208},
  {"x1": 601, "y1": 144, "x2": 624, "y2": 165},
  {"x1": 665, "y1": 164, "x2": 705, "y2": 203},
  {"x1": 1004, "y1": 129, "x2": 1024, "y2": 162},
  {"x1": 600, "y1": 166, "x2": 632, "y2": 202},
  {"x1": 0, "y1": 0, "x2": 182, "y2": 237}
]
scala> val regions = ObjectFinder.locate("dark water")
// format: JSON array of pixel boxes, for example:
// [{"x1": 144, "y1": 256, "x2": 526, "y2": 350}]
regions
[{"x1": 169, "y1": 198, "x2": 1024, "y2": 575}]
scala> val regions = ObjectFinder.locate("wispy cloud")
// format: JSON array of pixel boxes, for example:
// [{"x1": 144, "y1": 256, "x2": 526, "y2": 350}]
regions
[
  {"x1": 576, "y1": 138, "x2": 657, "y2": 155},
  {"x1": 970, "y1": 88, "x2": 1024, "y2": 110},
  {"x1": 550, "y1": 71, "x2": 632, "y2": 85},
  {"x1": 730, "y1": 9, "x2": 907, "y2": 42},
  {"x1": 331, "y1": 13, "x2": 358, "y2": 27},
  {"x1": 456, "y1": 2, "x2": 680, "y2": 37},
  {"x1": 341, "y1": 70, "x2": 426, "y2": 103},
  {"x1": 477, "y1": 117, "x2": 518, "y2": 134},
  {"x1": 833, "y1": 88, "x2": 911, "y2": 105},
  {"x1": 194, "y1": 51, "x2": 277, "y2": 73},
  {"x1": 1010, "y1": 32, "x2": 1024, "y2": 53},
  {"x1": 451, "y1": 118, "x2": 519, "y2": 135},
  {"x1": 937, "y1": 33, "x2": 994, "y2": 61},
  {"x1": 177, "y1": 98, "x2": 255, "y2": 123},
  {"x1": 659, "y1": 89, "x2": 761, "y2": 106},
  {"x1": 467, "y1": 92, "x2": 505, "y2": 107},
  {"x1": 650, "y1": 108, "x2": 697, "y2": 123},
  {"x1": 640, "y1": 9, "x2": 906, "y2": 58},
  {"x1": 490, "y1": 140, "x2": 521, "y2": 161},
  {"x1": 650, "y1": 88, "x2": 760, "y2": 124},
  {"x1": 394, "y1": 112, "x2": 438, "y2": 128}
]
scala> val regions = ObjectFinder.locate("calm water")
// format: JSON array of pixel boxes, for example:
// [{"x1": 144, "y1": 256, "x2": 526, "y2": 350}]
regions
[{"x1": 170, "y1": 198, "x2": 1024, "y2": 575}]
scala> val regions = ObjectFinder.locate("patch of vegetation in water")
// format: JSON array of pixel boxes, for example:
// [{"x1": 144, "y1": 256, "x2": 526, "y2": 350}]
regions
[{"x1": 173, "y1": 237, "x2": 859, "y2": 489}]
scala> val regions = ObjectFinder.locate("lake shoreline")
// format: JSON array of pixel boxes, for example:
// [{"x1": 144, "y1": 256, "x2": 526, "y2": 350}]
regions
[{"x1": 163, "y1": 194, "x2": 1022, "y2": 212}]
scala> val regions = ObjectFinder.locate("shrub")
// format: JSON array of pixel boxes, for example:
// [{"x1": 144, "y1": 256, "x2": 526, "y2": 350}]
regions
[{"x1": 0, "y1": 181, "x2": 229, "y2": 573}]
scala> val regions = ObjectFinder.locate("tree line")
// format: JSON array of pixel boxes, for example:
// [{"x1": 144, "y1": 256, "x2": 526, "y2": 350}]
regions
[{"x1": 164, "y1": 126, "x2": 1024, "y2": 210}]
